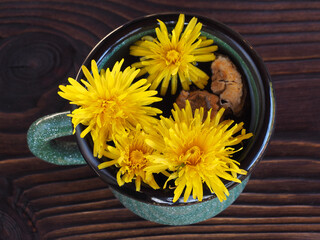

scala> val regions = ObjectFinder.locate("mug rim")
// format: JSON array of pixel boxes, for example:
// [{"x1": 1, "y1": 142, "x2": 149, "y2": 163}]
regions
[{"x1": 73, "y1": 12, "x2": 276, "y2": 206}]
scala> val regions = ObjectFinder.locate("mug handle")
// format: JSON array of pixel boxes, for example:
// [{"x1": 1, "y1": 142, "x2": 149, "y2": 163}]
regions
[{"x1": 27, "y1": 112, "x2": 86, "y2": 165}]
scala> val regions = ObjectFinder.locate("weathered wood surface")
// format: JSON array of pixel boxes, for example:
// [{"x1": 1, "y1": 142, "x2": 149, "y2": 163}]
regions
[{"x1": 0, "y1": 1, "x2": 319, "y2": 239}]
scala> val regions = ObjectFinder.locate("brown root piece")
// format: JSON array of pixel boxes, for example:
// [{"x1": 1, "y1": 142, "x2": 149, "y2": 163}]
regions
[
  {"x1": 211, "y1": 54, "x2": 245, "y2": 116},
  {"x1": 175, "y1": 90, "x2": 220, "y2": 119}
]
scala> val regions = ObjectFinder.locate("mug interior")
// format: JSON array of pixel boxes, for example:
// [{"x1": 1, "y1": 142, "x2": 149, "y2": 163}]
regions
[{"x1": 74, "y1": 13, "x2": 275, "y2": 205}]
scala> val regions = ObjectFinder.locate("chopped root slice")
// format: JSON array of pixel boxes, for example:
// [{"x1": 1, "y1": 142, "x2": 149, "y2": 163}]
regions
[
  {"x1": 175, "y1": 90, "x2": 220, "y2": 119},
  {"x1": 211, "y1": 54, "x2": 246, "y2": 116}
]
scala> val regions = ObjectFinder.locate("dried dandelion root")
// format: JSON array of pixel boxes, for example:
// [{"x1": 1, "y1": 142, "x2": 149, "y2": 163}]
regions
[
  {"x1": 175, "y1": 90, "x2": 220, "y2": 119},
  {"x1": 211, "y1": 55, "x2": 245, "y2": 116}
]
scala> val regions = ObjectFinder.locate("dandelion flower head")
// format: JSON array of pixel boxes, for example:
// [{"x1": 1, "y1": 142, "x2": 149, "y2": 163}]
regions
[
  {"x1": 58, "y1": 59, "x2": 162, "y2": 158},
  {"x1": 145, "y1": 100, "x2": 252, "y2": 202},
  {"x1": 98, "y1": 125, "x2": 160, "y2": 192},
  {"x1": 130, "y1": 14, "x2": 218, "y2": 95}
]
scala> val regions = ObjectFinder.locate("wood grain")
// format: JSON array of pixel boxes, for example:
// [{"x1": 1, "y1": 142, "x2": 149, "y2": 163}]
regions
[{"x1": 0, "y1": 0, "x2": 319, "y2": 239}]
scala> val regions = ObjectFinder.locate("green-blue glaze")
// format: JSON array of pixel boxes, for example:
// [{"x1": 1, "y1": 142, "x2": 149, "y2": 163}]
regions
[
  {"x1": 112, "y1": 177, "x2": 249, "y2": 225},
  {"x1": 27, "y1": 112, "x2": 86, "y2": 165},
  {"x1": 26, "y1": 13, "x2": 275, "y2": 226}
]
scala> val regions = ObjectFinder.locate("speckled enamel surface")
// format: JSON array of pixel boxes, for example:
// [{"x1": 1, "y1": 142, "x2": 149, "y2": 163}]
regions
[
  {"x1": 111, "y1": 176, "x2": 249, "y2": 225},
  {"x1": 27, "y1": 111, "x2": 86, "y2": 165}
]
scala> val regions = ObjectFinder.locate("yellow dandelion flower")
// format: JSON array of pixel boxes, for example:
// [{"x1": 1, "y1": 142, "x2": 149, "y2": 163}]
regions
[
  {"x1": 98, "y1": 125, "x2": 160, "y2": 192},
  {"x1": 130, "y1": 14, "x2": 218, "y2": 95},
  {"x1": 58, "y1": 59, "x2": 162, "y2": 158},
  {"x1": 145, "y1": 100, "x2": 252, "y2": 203}
]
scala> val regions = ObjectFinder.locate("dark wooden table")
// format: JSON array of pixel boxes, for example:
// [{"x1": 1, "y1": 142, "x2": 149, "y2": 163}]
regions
[{"x1": 1, "y1": 1, "x2": 319, "y2": 239}]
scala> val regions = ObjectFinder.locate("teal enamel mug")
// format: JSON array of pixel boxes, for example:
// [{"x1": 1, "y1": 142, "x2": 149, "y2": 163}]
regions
[{"x1": 27, "y1": 13, "x2": 275, "y2": 225}]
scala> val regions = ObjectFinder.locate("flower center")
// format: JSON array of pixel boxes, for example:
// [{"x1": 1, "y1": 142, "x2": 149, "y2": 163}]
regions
[
  {"x1": 98, "y1": 98, "x2": 125, "y2": 119},
  {"x1": 165, "y1": 49, "x2": 180, "y2": 65},
  {"x1": 185, "y1": 145, "x2": 202, "y2": 166},
  {"x1": 129, "y1": 149, "x2": 147, "y2": 169}
]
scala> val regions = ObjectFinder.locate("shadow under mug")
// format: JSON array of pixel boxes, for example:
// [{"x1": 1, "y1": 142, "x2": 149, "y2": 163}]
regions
[{"x1": 27, "y1": 13, "x2": 276, "y2": 225}]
